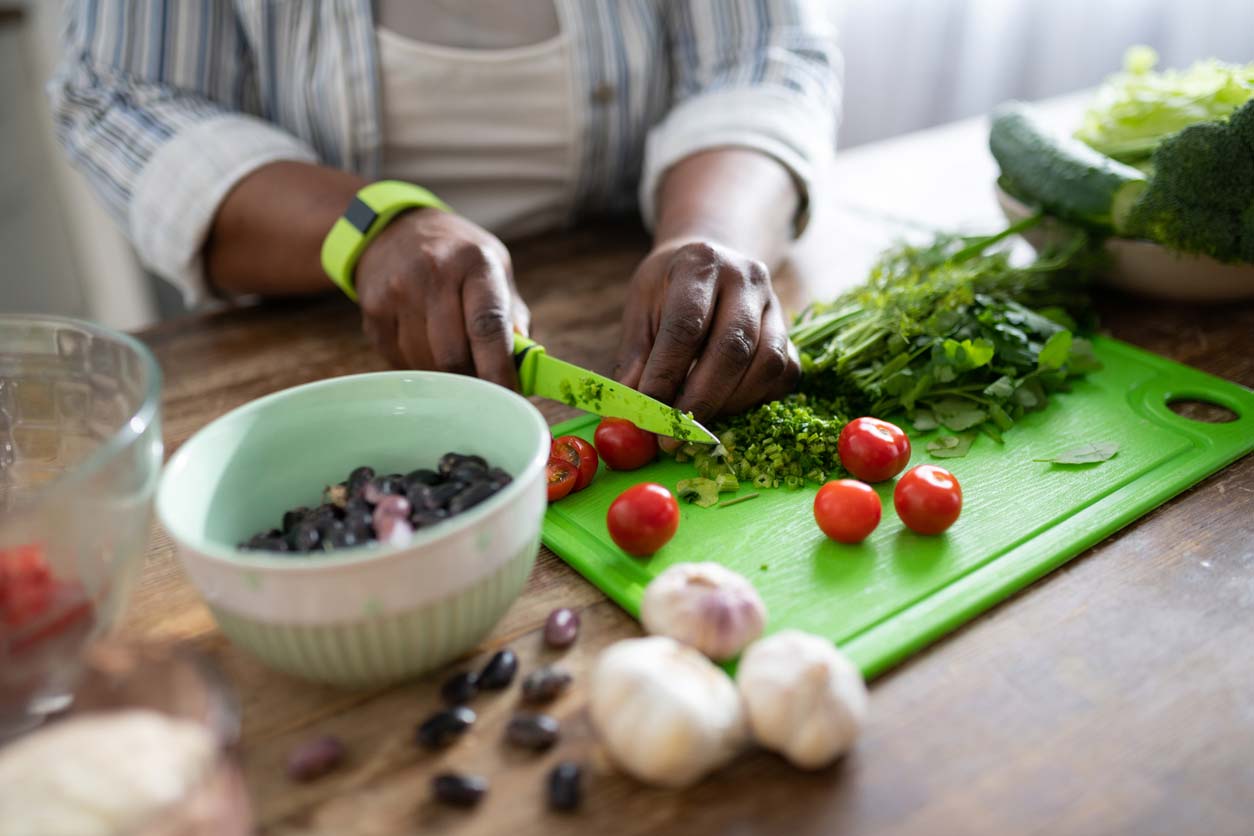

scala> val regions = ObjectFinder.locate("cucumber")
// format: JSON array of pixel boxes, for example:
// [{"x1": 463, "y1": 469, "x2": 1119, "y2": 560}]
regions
[{"x1": 990, "y1": 102, "x2": 1147, "y2": 233}]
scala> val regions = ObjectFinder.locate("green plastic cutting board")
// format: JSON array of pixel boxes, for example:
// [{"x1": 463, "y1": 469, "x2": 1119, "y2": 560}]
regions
[{"x1": 541, "y1": 336, "x2": 1254, "y2": 678}]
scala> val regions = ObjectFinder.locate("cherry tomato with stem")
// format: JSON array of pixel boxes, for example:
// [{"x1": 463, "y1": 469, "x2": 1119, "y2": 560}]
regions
[
  {"x1": 593, "y1": 418, "x2": 658, "y2": 471},
  {"x1": 606, "y1": 483, "x2": 679, "y2": 557},
  {"x1": 551, "y1": 435, "x2": 598, "y2": 491},
  {"x1": 813, "y1": 479, "x2": 882, "y2": 544},
  {"x1": 546, "y1": 458, "x2": 579, "y2": 502},
  {"x1": 894, "y1": 465, "x2": 962, "y2": 535},
  {"x1": 837, "y1": 417, "x2": 912, "y2": 483}
]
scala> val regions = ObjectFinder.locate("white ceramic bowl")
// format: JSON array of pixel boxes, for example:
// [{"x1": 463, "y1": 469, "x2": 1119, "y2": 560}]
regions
[
  {"x1": 995, "y1": 184, "x2": 1254, "y2": 303},
  {"x1": 156, "y1": 372, "x2": 549, "y2": 687}
]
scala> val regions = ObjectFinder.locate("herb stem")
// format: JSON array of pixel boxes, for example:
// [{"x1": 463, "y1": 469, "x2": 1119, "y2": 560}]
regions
[{"x1": 717, "y1": 493, "x2": 761, "y2": 509}]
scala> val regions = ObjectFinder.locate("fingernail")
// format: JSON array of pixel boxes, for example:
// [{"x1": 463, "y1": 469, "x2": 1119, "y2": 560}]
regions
[{"x1": 659, "y1": 437, "x2": 681, "y2": 454}]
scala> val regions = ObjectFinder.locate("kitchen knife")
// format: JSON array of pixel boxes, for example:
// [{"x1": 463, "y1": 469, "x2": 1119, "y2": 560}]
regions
[{"x1": 513, "y1": 334, "x2": 719, "y2": 444}]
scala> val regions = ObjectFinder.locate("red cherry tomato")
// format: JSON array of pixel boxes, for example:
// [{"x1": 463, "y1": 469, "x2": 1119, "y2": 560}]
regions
[
  {"x1": 606, "y1": 483, "x2": 679, "y2": 557},
  {"x1": 552, "y1": 435, "x2": 598, "y2": 491},
  {"x1": 894, "y1": 465, "x2": 962, "y2": 535},
  {"x1": 813, "y1": 479, "x2": 882, "y2": 544},
  {"x1": 837, "y1": 417, "x2": 912, "y2": 483},
  {"x1": 546, "y1": 457, "x2": 579, "y2": 502},
  {"x1": 593, "y1": 418, "x2": 658, "y2": 471}
]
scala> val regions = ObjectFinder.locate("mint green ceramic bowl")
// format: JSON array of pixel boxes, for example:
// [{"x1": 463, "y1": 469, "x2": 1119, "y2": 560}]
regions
[{"x1": 155, "y1": 372, "x2": 549, "y2": 687}]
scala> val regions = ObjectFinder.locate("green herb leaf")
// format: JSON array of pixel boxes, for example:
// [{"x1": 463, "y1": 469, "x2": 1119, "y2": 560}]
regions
[
  {"x1": 1068, "y1": 338, "x2": 1103, "y2": 374},
  {"x1": 933, "y1": 397, "x2": 988, "y2": 432},
  {"x1": 1038, "y1": 330, "x2": 1073, "y2": 370},
  {"x1": 983, "y1": 375, "x2": 1016, "y2": 400},
  {"x1": 1033, "y1": 442, "x2": 1119, "y2": 465},
  {"x1": 927, "y1": 432, "x2": 976, "y2": 458},
  {"x1": 911, "y1": 409, "x2": 939, "y2": 431},
  {"x1": 676, "y1": 478, "x2": 720, "y2": 508},
  {"x1": 988, "y1": 402, "x2": 1015, "y2": 431}
]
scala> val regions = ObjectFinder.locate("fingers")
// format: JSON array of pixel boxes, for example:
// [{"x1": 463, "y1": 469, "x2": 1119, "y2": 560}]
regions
[
  {"x1": 721, "y1": 295, "x2": 801, "y2": 416},
  {"x1": 512, "y1": 294, "x2": 532, "y2": 338},
  {"x1": 460, "y1": 247, "x2": 519, "y2": 390},
  {"x1": 636, "y1": 244, "x2": 720, "y2": 405},
  {"x1": 359, "y1": 274, "x2": 407, "y2": 368},
  {"x1": 613, "y1": 300, "x2": 652, "y2": 389},
  {"x1": 673, "y1": 263, "x2": 768, "y2": 424}
]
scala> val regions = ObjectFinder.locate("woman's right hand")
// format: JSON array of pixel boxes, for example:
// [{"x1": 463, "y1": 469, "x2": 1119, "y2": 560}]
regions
[{"x1": 354, "y1": 208, "x2": 530, "y2": 389}]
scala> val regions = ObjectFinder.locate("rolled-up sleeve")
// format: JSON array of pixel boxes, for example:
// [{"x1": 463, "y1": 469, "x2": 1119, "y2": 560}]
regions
[
  {"x1": 48, "y1": 0, "x2": 316, "y2": 306},
  {"x1": 641, "y1": 0, "x2": 843, "y2": 235}
]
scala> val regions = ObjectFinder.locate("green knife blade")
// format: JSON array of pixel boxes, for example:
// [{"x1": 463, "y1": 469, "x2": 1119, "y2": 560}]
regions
[{"x1": 514, "y1": 335, "x2": 719, "y2": 444}]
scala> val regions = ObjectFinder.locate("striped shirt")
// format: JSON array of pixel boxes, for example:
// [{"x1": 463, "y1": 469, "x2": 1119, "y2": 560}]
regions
[{"x1": 49, "y1": 1, "x2": 842, "y2": 304}]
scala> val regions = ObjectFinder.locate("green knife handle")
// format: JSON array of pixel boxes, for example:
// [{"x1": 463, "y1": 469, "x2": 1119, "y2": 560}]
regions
[{"x1": 513, "y1": 333, "x2": 545, "y2": 396}]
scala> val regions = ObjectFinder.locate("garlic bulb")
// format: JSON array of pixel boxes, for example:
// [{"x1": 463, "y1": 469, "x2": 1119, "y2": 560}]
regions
[
  {"x1": 736, "y1": 630, "x2": 868, "y2": 769},
  {"x1": 640, "y1": 562, "x2": 767, "y2": 660},
  {"x1": 590, "y1": 636, "x2": 747, "y2": 788}
]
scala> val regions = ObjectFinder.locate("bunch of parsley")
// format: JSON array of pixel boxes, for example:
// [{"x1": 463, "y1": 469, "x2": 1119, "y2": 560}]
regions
[{"x1": 702, "y1": 217, "x2": 1104, "y2": 484}]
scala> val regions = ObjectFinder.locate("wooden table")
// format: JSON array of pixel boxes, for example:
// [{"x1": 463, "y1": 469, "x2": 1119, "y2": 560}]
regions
[{"x1": 126, "y1": 98, "x2": 1254, "y2": 835}]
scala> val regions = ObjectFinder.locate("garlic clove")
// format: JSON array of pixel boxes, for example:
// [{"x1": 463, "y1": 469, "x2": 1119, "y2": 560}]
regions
[
  {"x1": 590, "y1": 636, "x2": 747, "y2": 788},
  {"x1": 640, "y1": 562, "x2": 767, "y2": 661},
  {"x1": 736, "y1": 629, "x2": 868, "y2": 770}
]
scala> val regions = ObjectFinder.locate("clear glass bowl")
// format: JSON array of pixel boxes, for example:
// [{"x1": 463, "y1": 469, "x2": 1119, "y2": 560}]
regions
[{"x1": 0, "y1": 314, "x2": 162, "y2": 738}]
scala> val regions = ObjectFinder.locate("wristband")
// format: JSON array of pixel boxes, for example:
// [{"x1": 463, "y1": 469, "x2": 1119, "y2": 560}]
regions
[{"x1": 320, "y1": 180, "x2": 451, "y2": 301}]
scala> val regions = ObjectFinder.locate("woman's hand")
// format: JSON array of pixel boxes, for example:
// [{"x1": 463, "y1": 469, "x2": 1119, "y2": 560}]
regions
[
  {"x1": 613, "y1": 237, "x2": 800, "y2": 423},
  {"x1": 355, "y1": 208, "x2": 530, "y2": 389},
  {"x1": 206, "y1": 163, "x2": 528, "y2": 387}
]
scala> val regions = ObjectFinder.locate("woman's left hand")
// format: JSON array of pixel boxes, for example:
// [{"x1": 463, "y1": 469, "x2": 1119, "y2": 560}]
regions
[{"x1": 613, "y1": 238, "x2": 801, "y2": 425}]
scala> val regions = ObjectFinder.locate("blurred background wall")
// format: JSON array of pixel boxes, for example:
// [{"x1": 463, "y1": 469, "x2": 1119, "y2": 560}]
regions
[{"x1": 2, "y1": 0, "x2": 1252, "y2": 331}]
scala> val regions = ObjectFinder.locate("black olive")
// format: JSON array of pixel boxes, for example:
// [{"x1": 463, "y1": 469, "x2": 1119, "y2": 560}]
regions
[
  {"x1": 346, "y1": 467, "x2": 374, "y2": 498},
  {"x1": 344, "y1": 508, "x2": 374, "y2": 536},
  {"x1": 409, "y1": 481, "x2": 459, "y2": 511},
  {"x1": 487, "y1": 468, "x2": 513, "y2": 488},
  {"x1": 447, "y1": 482, "x2": 496, "y2": 515},
  {"x1": 406, "y1": 483, "x2": 435, "y2": 511},
  {"x1": 288, "y1": 521, "x2": 322, "y2": 552},
  {"x1": 265, "y1": 537, "x2": 292, "y2": 553},
  {"x1": 478, "y1": 649, "x2": 518, "y2": 690},
  {"x1": 440, "y1": 670, "x2": 480, "y2": 705},
  {"x1": 365, "y1": 475, "x2": 405, "y2": 503},
  {"x1": 432, "y1": 773, "x2": 487, "y2": 807},
  {"x1": 449, "y1": 461, "x2": 488, "y2": 485},
  {"x1": 265, "y1": 528, "x2": 283, "y2": 540},
  {"x1": 438, "y1": 452, "x2": 487, "y2": 476},
  {"x1": 282, "y1": 507, "x2": 309, "y2": 533},
  {"x1": 521, "y1": 666, "x2": 573, "y2": 704},
  {"x1": 348, "y1": 465, "x2": 376, "y2": 483},
  {"x1": 505, "y1": 713, "x2": 559, "y2": 751},
  {"x1": 415, "y1": 706, "x2": 476, "y2": 749},
  {"x1": 308, "y1": 504, "x2": 340, "y2": 524},
  {"x1": 547, "y1": 762, "x2": 582, "y2": 811},
  {"x1": 322, "y1": 520, "x2": 363, "y2": 550},
  {"x1": 404, "y1": 468, "x2": 440, "y2": 488}
]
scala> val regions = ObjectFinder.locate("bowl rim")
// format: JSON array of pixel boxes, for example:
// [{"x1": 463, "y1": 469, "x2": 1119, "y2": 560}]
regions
[
  {"x1": 0, "y1": 313, "x2": 163, "y2": 503},
  {"x1": 155, "y1": 370, "x2": 550, "y2": 573}
]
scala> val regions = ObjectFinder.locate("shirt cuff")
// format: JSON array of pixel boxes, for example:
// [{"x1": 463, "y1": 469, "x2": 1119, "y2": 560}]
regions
[
  {"x1": 639, "y1": 86, "x2": 836, "y2": 237},
  {"x1": 129, "y1": 114, "x2": 318, "y2": 307}
]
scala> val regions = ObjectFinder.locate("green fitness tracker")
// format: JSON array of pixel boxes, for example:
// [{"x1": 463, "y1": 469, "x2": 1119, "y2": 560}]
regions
[{"x1": 320, "y1": 180, "x2": 451, "y2": 302}]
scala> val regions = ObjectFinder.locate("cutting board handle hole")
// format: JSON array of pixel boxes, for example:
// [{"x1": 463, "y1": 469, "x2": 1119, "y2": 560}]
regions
[{"x1": 1166, "y1": 398, "x2": 1239, "y2": 424}]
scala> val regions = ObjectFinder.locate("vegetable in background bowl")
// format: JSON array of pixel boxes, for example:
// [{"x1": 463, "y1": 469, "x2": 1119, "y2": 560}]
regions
[{"x1": 1075, "y1": 46, "x2": 1254, "y2": 166}]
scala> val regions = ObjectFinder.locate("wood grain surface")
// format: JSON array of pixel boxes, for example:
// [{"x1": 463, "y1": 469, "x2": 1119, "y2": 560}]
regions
[{"x1": 123, "y1": 103, "x2": 1254, "y2": 835}]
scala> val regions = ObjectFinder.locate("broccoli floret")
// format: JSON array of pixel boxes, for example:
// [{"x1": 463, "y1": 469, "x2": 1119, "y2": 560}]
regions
[{"x1": 1123, "y1": 99, "x2": 1254, "y2": 262}]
